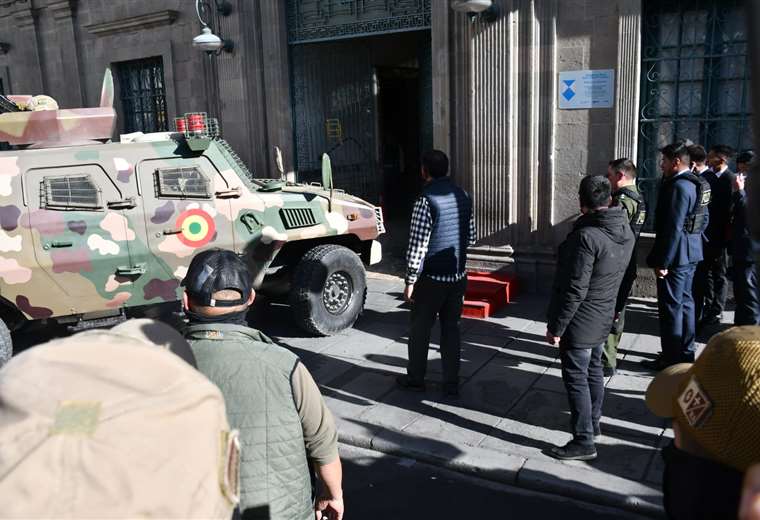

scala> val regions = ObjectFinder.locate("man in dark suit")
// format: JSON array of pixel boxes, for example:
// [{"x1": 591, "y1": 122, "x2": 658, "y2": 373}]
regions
[
  {"x1": 731, "y1": 151, "x2": 759, "y2": 325},
  {"x1": 694, "y1": 145, "x2": 736, "y2": 328},
  {"x1": 688, "y1": 144, "x2": 710, "y2": 176},
  {"x1": 645, "y1": 140, "x2": 706, "y2": 370}
]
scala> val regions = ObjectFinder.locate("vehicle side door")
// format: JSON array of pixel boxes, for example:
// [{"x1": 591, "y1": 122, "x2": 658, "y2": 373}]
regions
[
  {"x1": 135, "y1": 156, "x2": 235, "y2": 296},
  {"x1": 23, "y1": 164, "x2": 137, "y2": 314}
]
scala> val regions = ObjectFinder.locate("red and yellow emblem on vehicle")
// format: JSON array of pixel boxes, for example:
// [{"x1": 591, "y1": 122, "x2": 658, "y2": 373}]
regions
[{"x1": 176, "y1": 209, "x2": 216, "y2": 247}]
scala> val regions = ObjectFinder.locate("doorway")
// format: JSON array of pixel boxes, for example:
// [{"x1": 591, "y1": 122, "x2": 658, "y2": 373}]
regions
[{"x1": 289, "y1": 30, "x2": 432, "y2": 273}]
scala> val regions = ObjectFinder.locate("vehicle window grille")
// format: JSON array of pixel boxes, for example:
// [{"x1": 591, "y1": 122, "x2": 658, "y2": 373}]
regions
[
  {"x1": 374, "y1": 206, "x2": 385, "y2": 234},
  {"x1": 156, "y1": 166, "x2": 211, "y2": 199},
  {"x1": 42, "y1": 175, "x2": 102, "y2": 210},
  {"x1": 115, "y1": 56, "x2": 169, "y2": 134},
  {"x1": 280, "y1": 207, "x2": 317, "y2": 229}
]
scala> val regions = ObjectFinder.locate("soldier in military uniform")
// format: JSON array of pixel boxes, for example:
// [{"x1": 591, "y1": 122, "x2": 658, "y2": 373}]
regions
[
  {"x1": 181, "y1": 249, "x2": 344, "y2": 520},
  {"x1": 603, "y1": 158, "x2": 646, "y2": 376}
]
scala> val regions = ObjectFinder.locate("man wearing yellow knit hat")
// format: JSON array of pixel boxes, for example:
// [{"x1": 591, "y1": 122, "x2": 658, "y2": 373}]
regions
[{"x1": 646, "y1": 326, "x2": 760, "y2": 519}]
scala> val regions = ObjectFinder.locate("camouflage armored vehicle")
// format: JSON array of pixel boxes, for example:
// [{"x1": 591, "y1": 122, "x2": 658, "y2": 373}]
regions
[{"x1": 0, "y1": 71, "x2": 384, "y2": 356}]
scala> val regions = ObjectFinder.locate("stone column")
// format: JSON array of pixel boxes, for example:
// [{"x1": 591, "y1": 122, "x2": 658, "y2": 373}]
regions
[
  {"x1": 13, "y1": 2, "x2": 44, "y2": 93},
  {"x1": 431, "y1": 0, "x2": 450, "y2": 156},
  {"x1": 259, "y1": 0, "x2": 294, "y2": 178},
  {"x1": 613, "y1": 0, "x2": 642, "y2": 159},
  {"x1": 49, "y1": 0, "x2": 84, "y2": 107}
]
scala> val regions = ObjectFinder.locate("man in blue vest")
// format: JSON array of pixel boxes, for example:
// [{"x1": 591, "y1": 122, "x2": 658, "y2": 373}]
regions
[
  {"x1": 645, "y1": 140, "x2": 706, "y2": 370},
  {"x1": 397, "y1": 150, "x2": 476, "y2": 398}
]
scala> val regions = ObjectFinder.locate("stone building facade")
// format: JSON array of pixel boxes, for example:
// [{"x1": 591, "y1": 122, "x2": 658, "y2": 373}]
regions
[{"x1": 0, "y1": 0, "x2": 750, "y2": 293}]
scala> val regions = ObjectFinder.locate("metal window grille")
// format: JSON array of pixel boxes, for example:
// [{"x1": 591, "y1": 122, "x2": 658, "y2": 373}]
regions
[
  {"x1": 638, "y1": 0, "x2": 751, "y2": 230},
  {"x1": 156, "y1": 167, "x2": 211, "y2": 199},
  {"x1": 116, "y1": 57, "x2": 169, "y2": 134},
  {"x1": 287, "y1": 0, "x2": 430, "y2": 44},
  {"x1": 42, "y1": 175, "x2": 102, "y2": 210}
]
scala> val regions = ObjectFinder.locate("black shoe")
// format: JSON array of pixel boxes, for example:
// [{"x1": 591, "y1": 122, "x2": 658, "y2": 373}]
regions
[
  {"x1": 701, "y1": 314, "x2": 722, "y2": 326},
  {"x1": 548, "y1": 440, "x2": 597, "y2": 461},
  {"x1": 396, "y1": 375, "x2": 425, "y2": 392},
  {"x1": 603, "y1": 366, "x2": 616, "y2": 377},
  {"x1": 443, "y1": 383, "x2": 459, "y2": 398}
]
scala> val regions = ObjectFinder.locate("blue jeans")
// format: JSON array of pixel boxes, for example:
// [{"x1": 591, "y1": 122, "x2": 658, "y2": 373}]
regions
[
  {"x1": 560, "y1": 342, "x2": 604, "y2": 447},
  {"x1": 657, "y1": 263, "x2": 697, "y2": 363}
]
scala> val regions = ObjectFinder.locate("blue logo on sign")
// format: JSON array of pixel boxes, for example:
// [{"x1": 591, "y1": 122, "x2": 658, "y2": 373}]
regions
[{"x1": 562, "y1": 80, "x2": 576, "y2": 101}]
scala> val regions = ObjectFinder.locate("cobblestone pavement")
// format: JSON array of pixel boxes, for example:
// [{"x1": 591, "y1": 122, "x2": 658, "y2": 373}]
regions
[{"x1": 250, "y1": 273, "x2": 731, "y2": 517}]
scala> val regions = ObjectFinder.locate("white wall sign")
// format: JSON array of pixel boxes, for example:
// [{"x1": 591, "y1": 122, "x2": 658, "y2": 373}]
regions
[{"x1": 558, "y1": 69, "x2": 615, "y2": 109}]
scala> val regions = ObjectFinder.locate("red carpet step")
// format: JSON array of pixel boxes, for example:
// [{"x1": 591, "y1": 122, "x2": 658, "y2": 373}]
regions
[{"x1": 462, "y1": 271, "x2": 511, "y2": 319}]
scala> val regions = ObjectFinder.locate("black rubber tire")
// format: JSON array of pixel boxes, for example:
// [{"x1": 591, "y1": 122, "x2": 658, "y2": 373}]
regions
[
  {"x1": 0, "y1": 318, "x2": 11, "y2": 368},
  {"x1": 290, "y1": 244, "x2": 367, "y2": 336}
]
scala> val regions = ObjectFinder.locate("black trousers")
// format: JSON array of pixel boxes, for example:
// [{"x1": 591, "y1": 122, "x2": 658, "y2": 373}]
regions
[
  {"x1": 734, "y1": 261, "x2": 760, "y2": 326},
  {"x1": 407, "y1": 277, "x2": 467, "y2": 385},
  {"x1": 560, "y1": 341, "x2": 604, "y2": 446},
  {"x1": 694, "y1": 244, "x2": 729, "y2": 322}
]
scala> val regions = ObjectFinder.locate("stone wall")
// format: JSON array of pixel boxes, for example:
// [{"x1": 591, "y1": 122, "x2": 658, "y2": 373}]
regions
[{"x1": 0, "y1": 0, "x2": 292, "y2": 176}]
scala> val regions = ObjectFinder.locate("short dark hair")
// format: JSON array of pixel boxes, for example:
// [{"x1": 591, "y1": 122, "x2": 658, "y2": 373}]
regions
[
  {"x1": 709, "y1": 144, "x2": 736, "y2": 160},
  {"x1": 737, "y1": 150, "x2": 755, "y2": 165},
  {"x1": 660, "y1": 140, "x2": 691, "y2": 164},
  {"x1": 687, "y1": 144, "x2": 707, "y2": 164},
  {"x1": 421, "y1": 150, "x2": 449, "y2": 178},
  {"x1": 609, "y1": 158, "x2": 637, "y2": 179},
  {"x1": 579, "y1": 175, "x2": 611, "y2": 210}
]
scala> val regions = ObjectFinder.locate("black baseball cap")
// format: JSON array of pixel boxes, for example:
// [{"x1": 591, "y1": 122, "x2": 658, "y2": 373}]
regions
[{"x1": 181, "y1": 249, "x2": 253, "y2": 307}]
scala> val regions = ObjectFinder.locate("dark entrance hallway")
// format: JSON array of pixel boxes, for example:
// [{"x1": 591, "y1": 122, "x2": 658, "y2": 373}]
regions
[{"x1": 289, "y1": 30, "x2": 432, "y2": 276}]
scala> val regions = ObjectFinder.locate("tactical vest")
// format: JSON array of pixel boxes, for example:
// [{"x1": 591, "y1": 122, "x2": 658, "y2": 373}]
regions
[
  {"x1": 185, "y1": 324, "x2": 313, "y2": 520},
  {"x1": 616, "y1": 186, "x2": 647, "y2": 239},
  {"x1": 674, "y1": 172, "x2": 711, "y2": 234},
  {"x1": 421, "y1": 177, "x2": 473, "y2": 278}
]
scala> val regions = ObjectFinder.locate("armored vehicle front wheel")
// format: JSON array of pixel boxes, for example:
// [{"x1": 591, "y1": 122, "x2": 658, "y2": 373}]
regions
[{"x1": 290, "y1": 244, "x2": 367, "y2": 336}]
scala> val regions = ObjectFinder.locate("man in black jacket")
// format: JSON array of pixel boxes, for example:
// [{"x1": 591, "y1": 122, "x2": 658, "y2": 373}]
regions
[
  {"x1": 694, "y1": 144, "x2": 736, "y2": 328},
  {"x1": 731, "y1": 151, "x2": 759, "y2": 325},
  {"x1": 546, "y1": 175, "x2": 634, "y2": 461}
]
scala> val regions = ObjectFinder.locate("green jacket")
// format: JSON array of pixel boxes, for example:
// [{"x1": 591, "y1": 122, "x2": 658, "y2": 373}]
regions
[
  {"x1": 186, "y1": 323, "x2": 313, "y2": 520},
  {"x1": 611, "y1": 184, "x2": 643, "y2": 313}
]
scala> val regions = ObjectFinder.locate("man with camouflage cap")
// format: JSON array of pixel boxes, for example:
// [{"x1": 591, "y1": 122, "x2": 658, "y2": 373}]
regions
[
  {"x1": 181, "y1": 249, "x2": 343, "y2": 520},
  {"x1": 646, "y1": 326, "x2": 760, "y2": 519}
]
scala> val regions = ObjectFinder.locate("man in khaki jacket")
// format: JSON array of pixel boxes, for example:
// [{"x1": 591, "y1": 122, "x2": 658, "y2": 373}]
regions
[{"x1": 182, "y1": 249, "x2": 343, "y2": 520}]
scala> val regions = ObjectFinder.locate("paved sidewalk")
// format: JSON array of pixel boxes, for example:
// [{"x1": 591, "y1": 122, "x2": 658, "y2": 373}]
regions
[{"x1": 251, "y1": 274, "x2": 717, "y2": 518}]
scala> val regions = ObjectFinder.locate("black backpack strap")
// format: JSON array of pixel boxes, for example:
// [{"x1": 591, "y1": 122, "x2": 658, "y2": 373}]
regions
[{"x1": 617, "y1": 186, "x2": 643, "y2": 203}]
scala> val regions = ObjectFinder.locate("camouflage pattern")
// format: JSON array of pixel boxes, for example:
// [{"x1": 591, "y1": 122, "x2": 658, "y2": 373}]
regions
[{"x1": 0, "y1": 126, "x2": 383, "y2": 321}]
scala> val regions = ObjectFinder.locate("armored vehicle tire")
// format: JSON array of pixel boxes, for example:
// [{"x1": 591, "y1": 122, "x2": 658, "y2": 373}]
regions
[
  {"x1": 0, "y1": 319, "x2": 11, "y2": 368},
  {"x1": 290, "y1": 244, "x2": 367, "y2": 336}
]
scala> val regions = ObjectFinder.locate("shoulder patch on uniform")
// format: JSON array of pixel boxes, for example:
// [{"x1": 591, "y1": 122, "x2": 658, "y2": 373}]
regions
[
  {"x1": 678, "y1": 376, "x2": 713, "y2": 428},
  {"x1": 202, "y1": 330, "x2": 224, "y2": 339}
]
